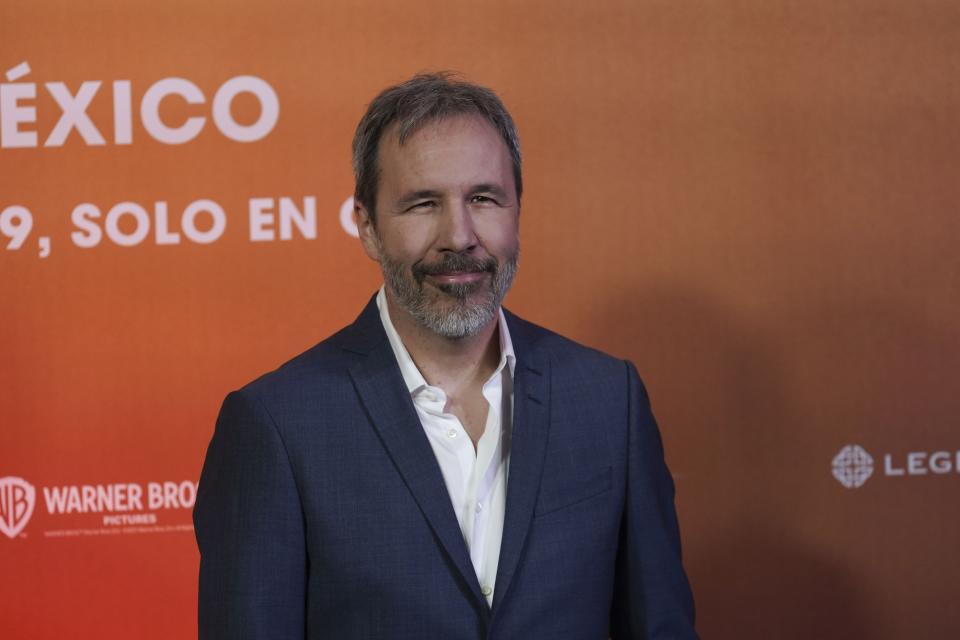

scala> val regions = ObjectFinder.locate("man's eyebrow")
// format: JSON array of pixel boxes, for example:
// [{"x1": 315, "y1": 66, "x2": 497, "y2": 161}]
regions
[
  {"x1": 394, "y1": 184, "x2": 512, "y2": 210},
  {"x1": 395, "y1": 190, "x2": 444, "y2": 209},
  {"x1": 471, "y1": 184, "x2": 509, "y2": 200}
]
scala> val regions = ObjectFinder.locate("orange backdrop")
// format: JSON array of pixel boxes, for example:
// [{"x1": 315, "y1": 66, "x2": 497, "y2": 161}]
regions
[{"x1": 2, "y1": 1, "x2": 958, "y2": 638}]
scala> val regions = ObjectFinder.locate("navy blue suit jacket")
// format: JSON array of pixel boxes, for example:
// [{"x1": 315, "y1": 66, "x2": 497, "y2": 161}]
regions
[{"x1": 194, "y1": 297, "x2": 697, "y2": 639}]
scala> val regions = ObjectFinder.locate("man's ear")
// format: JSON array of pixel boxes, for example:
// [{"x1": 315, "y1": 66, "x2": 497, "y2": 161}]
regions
[{"x1": 355, "y1": 200, "x2": 381, "y2": 262}]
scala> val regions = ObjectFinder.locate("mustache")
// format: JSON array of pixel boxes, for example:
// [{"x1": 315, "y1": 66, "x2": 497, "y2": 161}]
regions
[{"x1": 412, "y1": 254, "x2": 497, "y2": 282}]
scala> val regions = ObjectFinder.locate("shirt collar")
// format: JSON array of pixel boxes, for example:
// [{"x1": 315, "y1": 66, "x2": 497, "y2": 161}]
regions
[{"x1": 376, "y1": 286, "x2": 517, "y2": 397}]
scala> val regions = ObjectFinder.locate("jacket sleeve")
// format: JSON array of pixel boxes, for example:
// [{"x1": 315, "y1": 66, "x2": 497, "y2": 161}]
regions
[
  {"x1": 610, "y1": 361, "x2": 698, "y2": 639},
  {"x1": 194, "y1": 390, "x2": 307, "y2": 639}
]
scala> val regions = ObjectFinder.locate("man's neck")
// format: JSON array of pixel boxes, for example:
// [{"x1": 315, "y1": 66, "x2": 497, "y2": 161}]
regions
[{"x1": 384, "y1": 290, "x2": 501, "y2": 396}]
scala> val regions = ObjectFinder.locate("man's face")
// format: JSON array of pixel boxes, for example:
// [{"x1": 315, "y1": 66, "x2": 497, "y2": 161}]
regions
[{"x1": 357, "y1": 114, "x2": 520, "y2": 339}]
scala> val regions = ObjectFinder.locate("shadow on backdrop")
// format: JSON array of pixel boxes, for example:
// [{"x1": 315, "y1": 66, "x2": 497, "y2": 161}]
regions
[{"x1": 587, "y1": 283, "x2": 887, "y2": 639}]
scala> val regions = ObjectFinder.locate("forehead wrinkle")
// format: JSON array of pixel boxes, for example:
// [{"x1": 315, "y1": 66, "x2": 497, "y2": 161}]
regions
[{"x1": 378, "y1": 114, "x2": 515, "y2": 205}]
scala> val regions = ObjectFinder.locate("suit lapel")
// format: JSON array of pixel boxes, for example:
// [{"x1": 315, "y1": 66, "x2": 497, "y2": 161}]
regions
[
  {"x1": 340, "y1": 299, "x2": 552, "y2": 613},
  {"x1": 492, "y1": 313, "x2": 551, "y2": 612},
  {"x1": 342, "y1": 298, "x2": 486, "y2": 606}
]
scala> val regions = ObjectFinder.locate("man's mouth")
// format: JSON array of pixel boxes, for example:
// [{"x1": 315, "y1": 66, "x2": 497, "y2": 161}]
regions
[
  {"x1": 426, "y1": 271, "x2": 488, "y2": 286},
  {"x1": 413, "y1": 255, "x2": 497, "y2": 290}
]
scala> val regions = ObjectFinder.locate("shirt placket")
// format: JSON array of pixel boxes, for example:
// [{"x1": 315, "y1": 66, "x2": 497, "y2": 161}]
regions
[{"x1": 469, "y1": 372, "x2": 505, "y2": 590}]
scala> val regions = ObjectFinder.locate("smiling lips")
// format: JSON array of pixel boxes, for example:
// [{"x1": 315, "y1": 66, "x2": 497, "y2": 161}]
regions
[
  {"x1": 427, "y1": 271, "x2": 488, "y2": 285},
  {"x1": 413, "y1": 254, "x2": 498, "y2": 289}
]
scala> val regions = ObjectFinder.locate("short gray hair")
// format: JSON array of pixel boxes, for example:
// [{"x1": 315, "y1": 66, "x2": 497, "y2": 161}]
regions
[{"x1": 352, "y1": 72, "x2": 522, "y2": 223}]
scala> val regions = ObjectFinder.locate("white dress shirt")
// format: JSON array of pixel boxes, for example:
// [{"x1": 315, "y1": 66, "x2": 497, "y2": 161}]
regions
[{"x1": 376, "y1": 287, "x2": 515, "y2": 607}]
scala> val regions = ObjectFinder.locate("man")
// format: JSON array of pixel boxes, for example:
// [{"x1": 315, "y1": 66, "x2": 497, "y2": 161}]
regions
[{"x1": 194, "y1": 73, "x2": 697, "y2": 639}]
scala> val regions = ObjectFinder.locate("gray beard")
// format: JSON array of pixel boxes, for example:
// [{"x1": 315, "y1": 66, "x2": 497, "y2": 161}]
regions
[{"x1": 379, "y1": 249, "x2": 518, "y2": 339}]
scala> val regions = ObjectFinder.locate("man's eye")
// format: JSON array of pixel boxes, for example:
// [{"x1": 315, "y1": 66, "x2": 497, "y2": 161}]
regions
[
  {"x1": 408, "y1": 201, "x2": 436, "y2": 211},
  {"x1": 471, "y1": 195, "x2": 496, "y2": 204}
]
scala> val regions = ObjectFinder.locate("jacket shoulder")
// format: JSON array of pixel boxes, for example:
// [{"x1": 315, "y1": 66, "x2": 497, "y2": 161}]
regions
[
  {"x1": 506, "y1": 310, "x2": 629, "y2": 382},
  {"x1": 234, "y1": 323, "x2": 360, "y2": 401}
]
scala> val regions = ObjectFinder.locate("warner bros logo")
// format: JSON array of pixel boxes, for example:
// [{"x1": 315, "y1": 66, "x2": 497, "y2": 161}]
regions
[{"x1": 0, "y1": 476, "x2": 36, "y2": 539}]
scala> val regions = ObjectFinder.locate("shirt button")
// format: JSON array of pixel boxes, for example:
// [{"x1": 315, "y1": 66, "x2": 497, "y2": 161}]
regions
[
  {"x1": 475, "y1": 502, "x2": 483, "y2": 513},
  {"x1": 481, "y1": 585, "x2": 492, "y2": 597},
  {"x1": 446, "y1": 428, "x2": 457, "y2": 438}
]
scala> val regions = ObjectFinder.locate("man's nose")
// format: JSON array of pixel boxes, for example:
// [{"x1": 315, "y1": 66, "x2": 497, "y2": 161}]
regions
[{"x1": 436, "y1": 200, "x2": 478, "y2": 253}]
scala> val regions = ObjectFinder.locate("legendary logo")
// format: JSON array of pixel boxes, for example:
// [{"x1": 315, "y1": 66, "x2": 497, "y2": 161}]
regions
[
  {"x1": 0, "y1": 476, "x2": 36, "y2": 538},
  {"x1": 832, "y1": 445, "x2": 874, "y2": 489}
]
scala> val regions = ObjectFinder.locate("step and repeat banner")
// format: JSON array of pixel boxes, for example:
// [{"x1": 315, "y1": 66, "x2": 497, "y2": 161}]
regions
[{"x1": 2, "y1": 1, "x2": 957, "y2": 638}]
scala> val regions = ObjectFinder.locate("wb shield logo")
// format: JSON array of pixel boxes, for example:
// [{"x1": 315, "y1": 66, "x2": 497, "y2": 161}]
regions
[{"x1": 0, "y1": 477, "x2": 36, "y2": 539}]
